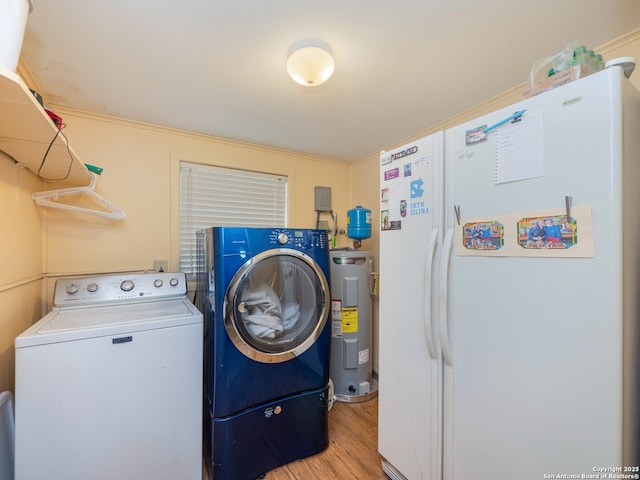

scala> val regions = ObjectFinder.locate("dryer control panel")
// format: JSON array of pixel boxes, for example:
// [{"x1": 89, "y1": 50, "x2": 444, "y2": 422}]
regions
[
  {"x1": 269, "y1": 228, "x2": 327, "y2": 250},
  {"x1": 53, "y1": 272, "x2": 188, "y2": 308}
]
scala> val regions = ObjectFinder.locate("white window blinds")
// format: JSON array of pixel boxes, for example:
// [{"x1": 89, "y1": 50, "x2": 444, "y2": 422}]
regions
[{"x1": 179, "y1": 162, "x2": 288, "y2": 275}]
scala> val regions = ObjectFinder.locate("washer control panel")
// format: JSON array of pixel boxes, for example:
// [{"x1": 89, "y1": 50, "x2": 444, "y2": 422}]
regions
[{"x1": 53, "y1": 272, "x2": 188, "y2": 307}]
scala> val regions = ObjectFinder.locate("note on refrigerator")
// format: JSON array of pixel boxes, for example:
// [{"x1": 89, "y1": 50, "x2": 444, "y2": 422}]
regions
[{"x1": 494, "y1": 111, "x2": 544, "y2": 184}]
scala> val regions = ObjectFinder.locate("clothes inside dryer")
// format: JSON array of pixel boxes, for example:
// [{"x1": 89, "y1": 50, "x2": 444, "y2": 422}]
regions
[{"x1": 231, "y1": 254, "x2": 324, "y2": 353}]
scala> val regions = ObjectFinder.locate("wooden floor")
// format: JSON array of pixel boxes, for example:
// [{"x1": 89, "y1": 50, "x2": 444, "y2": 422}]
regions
[{"x1": 265, "y1": 396, "x2": 387, "y2": 480}]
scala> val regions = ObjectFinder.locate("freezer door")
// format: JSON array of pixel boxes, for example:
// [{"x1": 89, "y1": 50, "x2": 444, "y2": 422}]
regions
[
  {"x1": 442, "y1": 67, "x2": 640, "y2": 479},
  {"x1": 378, "y1": 131, "x2": 444, "y2": 480}
]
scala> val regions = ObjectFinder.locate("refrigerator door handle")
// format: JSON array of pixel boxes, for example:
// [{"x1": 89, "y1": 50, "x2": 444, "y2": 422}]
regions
[
  {"x1": 423, "y1": 228, "x2": 439, "y2": 359},
  {"x1": 439, "y1": 227, "x2": 455, "y2": 366}
]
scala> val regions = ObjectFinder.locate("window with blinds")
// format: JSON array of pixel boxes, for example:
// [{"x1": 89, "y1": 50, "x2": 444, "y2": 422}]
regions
[{"x1": 179, "y1": 162, "x2": 288, "y2": 275}]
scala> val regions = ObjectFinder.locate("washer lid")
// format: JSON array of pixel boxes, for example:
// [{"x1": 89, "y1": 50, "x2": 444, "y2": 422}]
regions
[{"x1": 15, "y1": 299, "x2": 202, "y2": 348}]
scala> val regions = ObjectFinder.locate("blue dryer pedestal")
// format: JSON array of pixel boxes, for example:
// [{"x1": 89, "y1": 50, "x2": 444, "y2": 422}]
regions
[{"x1": 204, "y1": 384, "x2": 329, "y2": 480}]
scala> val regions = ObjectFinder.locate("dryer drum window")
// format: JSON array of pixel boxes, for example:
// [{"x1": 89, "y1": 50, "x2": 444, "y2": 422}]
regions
[{"x1": 225, "y1": 249, "x2": 329, "y2": 362}]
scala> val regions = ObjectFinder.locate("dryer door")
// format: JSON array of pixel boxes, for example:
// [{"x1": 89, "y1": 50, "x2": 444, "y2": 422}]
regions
[{"x1": 225, "y1": 248, "x2": 329, "y2": 363}]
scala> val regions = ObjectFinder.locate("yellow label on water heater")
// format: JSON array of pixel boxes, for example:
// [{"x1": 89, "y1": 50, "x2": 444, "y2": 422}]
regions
[{"x1": 341, "y1": 307, "x2": 358, "y2": 333}]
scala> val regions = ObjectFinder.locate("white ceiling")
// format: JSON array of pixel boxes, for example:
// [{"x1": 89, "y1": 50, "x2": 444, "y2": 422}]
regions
[{"x1": 20, "y1": 1, "x2": 640, "y2": 162}]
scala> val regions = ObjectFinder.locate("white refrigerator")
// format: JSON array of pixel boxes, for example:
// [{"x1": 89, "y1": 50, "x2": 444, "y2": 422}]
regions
[{"x1": 378, "y1": 65, "x2": 640, "y2": 480}]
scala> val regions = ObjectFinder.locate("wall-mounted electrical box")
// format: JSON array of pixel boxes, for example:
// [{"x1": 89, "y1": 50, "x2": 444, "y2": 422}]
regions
[{"x1": 314, "y1": 186, "x2": 332, "y2": 212}]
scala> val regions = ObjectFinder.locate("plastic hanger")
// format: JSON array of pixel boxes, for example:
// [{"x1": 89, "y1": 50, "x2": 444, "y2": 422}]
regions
[{"x1": 32, "y1": 172, "x2": 126, "y2": 220}]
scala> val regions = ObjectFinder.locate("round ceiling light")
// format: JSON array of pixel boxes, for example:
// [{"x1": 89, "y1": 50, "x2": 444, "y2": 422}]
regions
[{"x1": 286, "y1": 40, "x2": 335, "y2": 87}]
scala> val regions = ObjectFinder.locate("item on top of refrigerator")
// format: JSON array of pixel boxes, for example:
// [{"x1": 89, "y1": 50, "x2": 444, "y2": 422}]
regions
[
  {"x1": 525, "y1": 42, "x2": 604, "y2": 98},
  {"x1": 605, "y1": 56, "x2": 636, "y2": 78}
]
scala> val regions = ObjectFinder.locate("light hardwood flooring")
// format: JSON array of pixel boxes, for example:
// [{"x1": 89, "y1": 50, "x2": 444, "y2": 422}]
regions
[{"x1": 265, "y1": 396, "x2": 386, "y2": 480}]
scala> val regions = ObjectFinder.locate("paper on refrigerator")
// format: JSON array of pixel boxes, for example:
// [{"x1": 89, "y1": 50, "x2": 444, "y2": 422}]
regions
[{"x1": 455, "y1": 205, "x2": 594, "y2": 257}]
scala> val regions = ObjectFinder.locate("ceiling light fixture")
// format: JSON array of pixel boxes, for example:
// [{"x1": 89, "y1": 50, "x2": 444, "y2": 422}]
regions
[{"x1": 286, "y1": 40, "x2": 335, "y2": 87}]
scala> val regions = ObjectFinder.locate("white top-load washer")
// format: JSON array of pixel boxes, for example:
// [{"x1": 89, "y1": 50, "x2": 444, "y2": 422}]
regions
[{"x1": 14, "y1": 272, "x2": 203, "y2": 480}]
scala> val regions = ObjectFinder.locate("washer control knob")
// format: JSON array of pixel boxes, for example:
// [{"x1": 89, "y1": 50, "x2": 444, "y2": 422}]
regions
[
  {"x1": 154, "y1": 279, "x2": 163, "y2": 288},
  {"x1": 66, "y1": 283, "x2": 80, "y2": 295},
  {"x1": 87, "y1": 283, "x2": 99, "y2": 293},
  {"x1": 169, "y1": 277, "x2": 179, "y2": 287},
  {"x1": 120, "y1": 280, "x2": 135, "y2": 292},
  {"x1": 277, "y1": 233, "x2": 288, "y2": 245}
]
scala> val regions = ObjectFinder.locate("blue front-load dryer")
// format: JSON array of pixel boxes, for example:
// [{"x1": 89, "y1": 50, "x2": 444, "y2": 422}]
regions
[{"x1": 196, "y1": 227, "x2": 331, "y2": 480}]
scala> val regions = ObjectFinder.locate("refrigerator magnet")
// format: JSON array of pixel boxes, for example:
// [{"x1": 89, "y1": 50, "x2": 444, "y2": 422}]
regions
[{"x1": 465, "y1": 125, "x2": 487, "y2": 145}]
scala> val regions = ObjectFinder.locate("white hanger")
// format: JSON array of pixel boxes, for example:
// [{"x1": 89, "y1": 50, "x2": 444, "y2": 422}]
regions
[{"x1": 32, "y1": 172, "x2": 126, "y2": 220}]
